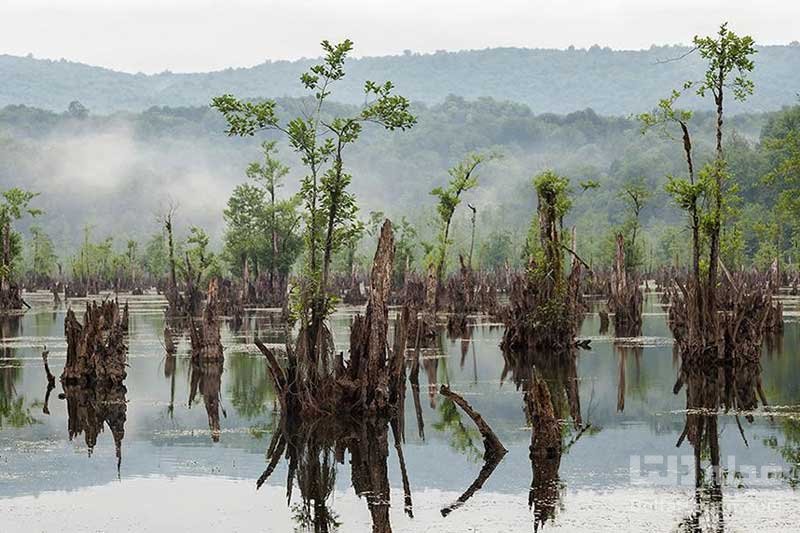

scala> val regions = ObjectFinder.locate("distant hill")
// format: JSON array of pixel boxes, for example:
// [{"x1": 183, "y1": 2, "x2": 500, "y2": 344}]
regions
[{"x1": 2, "y1": 45, "x2": 799, "y2": 115}]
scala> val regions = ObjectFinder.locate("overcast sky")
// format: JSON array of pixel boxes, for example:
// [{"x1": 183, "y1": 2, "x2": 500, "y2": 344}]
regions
[{"x1": 2, "y1": 0, "x2": 798, "y2": 74}]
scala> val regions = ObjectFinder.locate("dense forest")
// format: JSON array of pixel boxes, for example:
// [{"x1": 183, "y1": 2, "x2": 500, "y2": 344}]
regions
[
  {"x1": 1, "y1": 93, "x2": 798, "y2": 283},
  {"x1": 2, "y1": 44, "x2": 800, "y2": 114}
]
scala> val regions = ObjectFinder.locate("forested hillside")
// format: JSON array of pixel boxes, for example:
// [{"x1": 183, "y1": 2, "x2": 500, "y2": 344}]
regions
[
  {"x1": 0, "y1": 95, "x2": 791, "y2": 270},
  {"x1": 2, "y1": 44, "x2": 799, "y2": 114}
]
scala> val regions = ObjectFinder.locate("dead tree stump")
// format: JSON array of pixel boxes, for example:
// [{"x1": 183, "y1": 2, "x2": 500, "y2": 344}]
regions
[
  {"x1": 189, "y1": 278, "x2": 224, "y2": 363},
  {"x1": 61, "y1": 300, "x2": 128, "y2": 386}
]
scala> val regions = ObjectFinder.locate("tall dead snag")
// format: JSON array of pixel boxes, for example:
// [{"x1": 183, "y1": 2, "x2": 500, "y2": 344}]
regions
[
  {"x1": 189, "y1": 278, "x2": 224, "y2": 364},
  {"x1": 502, "y1": 171, "x2": 583, "y2": 353},
  {"x1": 255, "y1": 220, "x2": 407, "y2": 417},
  {"x1": 347, "y1": 220, "x2": 395, "y2": 413},
  {"x1": 61, "y1": 300, "x2": 128, "y2": 386},
  {"x1": 608, "y1": 233, "x2": 643, "y2": 337}
]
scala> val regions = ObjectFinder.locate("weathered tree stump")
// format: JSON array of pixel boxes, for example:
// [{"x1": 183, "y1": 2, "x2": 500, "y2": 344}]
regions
[
  {"x1": 189, "y1": 278, "x2": 224, "y2": 363},
  {"x1": 608, "y1": 233, "x2": 643, "y2": 338},
  {"x1": 61, "y1": 300, "x2": 128, "y2": 386}
]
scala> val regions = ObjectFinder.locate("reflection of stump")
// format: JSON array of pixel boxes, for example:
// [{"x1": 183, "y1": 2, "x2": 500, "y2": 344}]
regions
[
  {"x1": 599, "y1": 309, "x2": 609, "y2": 335},
  {"x1": 63, "y1": 383, "x2": 127, "y2": 470},
  {"x1": 526, "y1": 371, "x2": 563, "y2": 531},
  {"x1": 189, "y1": 360, "x2": 224, "y2": 442},
  {"x1": 351, "y1": 419, "x2": 392, "y2": 533}
]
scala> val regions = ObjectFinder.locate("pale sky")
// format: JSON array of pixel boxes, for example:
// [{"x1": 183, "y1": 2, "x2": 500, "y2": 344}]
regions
[{"x1": 2, "y1": 0, "x2": 798, "y2": 74}]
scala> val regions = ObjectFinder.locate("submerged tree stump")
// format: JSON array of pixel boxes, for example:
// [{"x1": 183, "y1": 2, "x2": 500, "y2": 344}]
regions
[
  {"x1": 61, "y1": 300, "x2": 128, "y2": 386},
  {"x1": 668, "y1": 268, "x2": 783, "y2": 364},
  {"x1": 347, "y1": 220, "x2": 396, "y2": 413},
  {"x1": 189, "y1": 278, "x2": 224, "y2": 363},
  {"x1": 0, "y1": 285, "x2": 25, "y2": 313},
  {"x1": 608, "y1": 233, "x2": 643, "y2": 338}
]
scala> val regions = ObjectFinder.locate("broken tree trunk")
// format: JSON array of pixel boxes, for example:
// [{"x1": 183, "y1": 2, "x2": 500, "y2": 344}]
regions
[
  {"x1": 61, "y1": 300, "x2": 128, "y2": 386},
  {"x1": 347, "y1": 220, "x2": 395, "y2": 413},
  {"x1": 189, "y1": 278, "x2": 224, "y2": 363},
  {"x1": 608, "y1": 233, "x2": 643, "y2": 338}
]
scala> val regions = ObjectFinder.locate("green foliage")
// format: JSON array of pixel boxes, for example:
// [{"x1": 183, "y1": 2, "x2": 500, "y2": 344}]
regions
[
  {"x1": 533, "y1": 170, "x2": 573, "y2": 219},
  {"x1": 183, "y1": 226, "x2": 221, "y2": 286},
  {"x1": 433, "y1": 397, "x2": 481, "y2": 462},
  {"x1": 616, "y1": 178, "x2": 651, "y2": 271},
  {"x1": 478, "y1": 229, "x2": 514, "y2": 270},
  {"x1": 0, "y1": 187, "x2": 41, "y2": 282},
  {"x1": 25, "y1": 224, "x2": 57, "y2": 281},
  {"x1": 393, "y1": 216, "x2": 417, "y2": 284},
  {"x1": 142, "y1": 231, "x2": 169, "y2": 281},
  {"x1": 214, "y1": 39, "x2": 415, "y2": 327},
  {"x1": 691, "y1": 23, "x2": 756, "y2": 103},
  {"x1": 429, "y1": 152, "x2": 492, "y2": 278},
  {"x1": 224, "y1": 141, "x2": 302, "y2": 278}
]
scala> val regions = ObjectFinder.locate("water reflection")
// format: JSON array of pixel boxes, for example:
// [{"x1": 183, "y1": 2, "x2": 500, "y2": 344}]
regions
[
  {"x1": 3, "y1": 293, "x2": 800, "y2": 531},
  {"x1": 673, "y1": 353, "x2": 768, "y2": 532},
  {"x1": 0, "y1": 315, "x2": 36, "y2": 429},
  {"x1": 502, "y1": 349, "x2": 587, "y2": 530},
  {"x1": 258, "y1": 415, "x2": 398, "y2": 533},
  {"x1": 62, "y1": 383, "x2": 127, "y2": 472},
  {"x1": 189, "y1": 359, "x2": 225, "y2": 442}
]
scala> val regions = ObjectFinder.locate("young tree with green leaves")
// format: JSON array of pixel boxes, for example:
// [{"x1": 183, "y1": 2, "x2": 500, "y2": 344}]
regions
[
  {"x1": 640, "y1": 22, "x2": 756, "y2": 330},
  {"x1": 245, "y1": 140, "x2": 301, "y2": 280},
  {"x1": 639, "y1": 90, "x2": 703, "y2": 290},
  {"x1": 224, "y1": 141, "x2": 302, "y2": 285},
  {"x1": 1, "y1": 188, "x2": 41, "y2": 305},
  {"x1": 690, "y1": 22, "x2": 756, "y2": 316},
  {"x1": 213, "y1": 39, "x2": 415, "y2": 374},
  {"x1": 26, "y1": 224, "x2": 57, "y2": 286},
  {"x1": 618, "y1": 178, "x2": 651, "y2": 272},
  {"x1": 393, "y1": 216, "x2": 417, "y2": 285},
  {"x1": 429, "y1": 153, "x2": 491, "y2": 285}
]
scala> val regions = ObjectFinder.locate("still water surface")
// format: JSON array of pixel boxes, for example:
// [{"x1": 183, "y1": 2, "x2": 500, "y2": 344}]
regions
[{"x1": 1, "y1": 292, "x2": 799, "y2": 532}]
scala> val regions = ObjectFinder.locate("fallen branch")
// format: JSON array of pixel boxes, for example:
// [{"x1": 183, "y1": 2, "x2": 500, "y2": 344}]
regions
[{"x1": 439, "y1": 385, "x2": 506, "y2": 455}]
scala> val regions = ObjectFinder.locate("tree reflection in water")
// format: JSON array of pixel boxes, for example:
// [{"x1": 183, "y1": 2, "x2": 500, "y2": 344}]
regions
[
  {"x1": 257, "y1": 415, "x2": 397, "y2": 533},
  {"x1": 502, "y1": 348, "x2": 588, "y2": 531},
  {"x1": 0, "y1": 315, "x2": 37, "y2": 429},
  {"x1": 189, "y1": 359, "x2": 225, "y2": 442},
  {"x1": 673, "y1": 352, "x2": 768, "y2": 532}
]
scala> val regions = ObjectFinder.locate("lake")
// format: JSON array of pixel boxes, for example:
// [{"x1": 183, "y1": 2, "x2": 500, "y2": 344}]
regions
[{"x1": 1, "y1": 291, "x2": 798, "y2": 532}]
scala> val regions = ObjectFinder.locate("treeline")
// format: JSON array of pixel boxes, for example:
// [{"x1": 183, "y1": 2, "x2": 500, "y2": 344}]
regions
[
  {"x1": 1, "y1": 96, "x2": 800, "y2": 287},
  {"x1": 2, "y1": 44, "x2": 800, "y2": 114}
]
